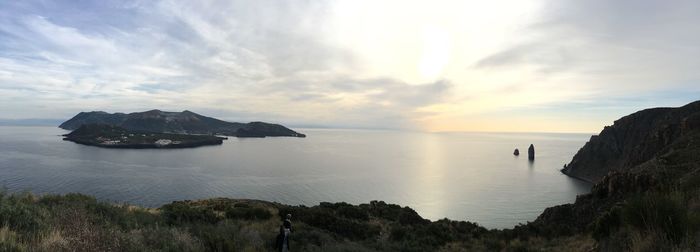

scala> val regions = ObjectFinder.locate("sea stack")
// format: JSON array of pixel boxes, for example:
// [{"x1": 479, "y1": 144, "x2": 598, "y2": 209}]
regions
[
  {"x1": 528, "y1": 144, "x2": 535, "y2": 160},
  {"x1": 513, "y1": 148, "x2": 520, "y2": 156}
]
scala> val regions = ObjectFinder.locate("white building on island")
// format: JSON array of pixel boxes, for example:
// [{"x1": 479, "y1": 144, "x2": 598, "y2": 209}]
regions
[{"x1": 154, "y1": 139, "x2": 172, "y2": 146}]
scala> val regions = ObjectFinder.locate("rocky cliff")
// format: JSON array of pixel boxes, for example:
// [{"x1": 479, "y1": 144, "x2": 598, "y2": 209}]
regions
[
  {"x1": 562, "y1": 100, "x2": 700, "y2": 183},
  {"x1": 521, "y1": 100, "x2": 700, "y2": 249}
]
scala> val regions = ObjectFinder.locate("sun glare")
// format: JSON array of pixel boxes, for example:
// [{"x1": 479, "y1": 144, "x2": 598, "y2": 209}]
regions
[{"x1": 418, "y1": 25, "x2": 451, "y2": 82}]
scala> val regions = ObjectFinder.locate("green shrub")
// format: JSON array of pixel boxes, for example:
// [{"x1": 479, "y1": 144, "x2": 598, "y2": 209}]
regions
[
  {"x1": 336, "y1": 206, "x2": 369, "y2": 221},
  {"x1": 225, "y1": 206, "x2": 272, "y2": 220},
  {"x1": 366, "y1": 201, "x2": 403, "y2": 221},
  {"x1": 592, "y1": 206, "x2": 622, "y2": 240},
  {"x1": 278, "y1": 205, "x2": 381, "y2": 240},
  {"x1": 622, "y1": 192, "x2": 689, "y2": 244},
  {"x1": 121, "y1": 227, "x2": 204, "y2": 252},
  {"x1": 0, "y1": 195, "x2": 46, "y2": 233},
  {"x1": 188, "y1": 223, "x2": 238, "y2": 251},
  {"x1": 681, "y1": 175, "x2": 700, "y2": 192},
  {"x1": 398, "y1": 207, "x2": 427, "y2": 225},
  {"x1": 37, "y1": 193, "x2": 97, "y2": 207},
  {"x1": 160, "y1": 202, "x2": 219, "y2": 225}
]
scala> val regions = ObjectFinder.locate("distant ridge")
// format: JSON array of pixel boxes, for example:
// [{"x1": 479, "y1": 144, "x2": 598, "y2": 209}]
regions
[{"x1": 59, "y1": 110, "x2": 306, "y2": 138}]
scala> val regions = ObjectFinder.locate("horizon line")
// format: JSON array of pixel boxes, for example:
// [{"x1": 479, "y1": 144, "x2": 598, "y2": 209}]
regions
[{"x1": 0, "y1": 118, "x2": 598, "y2": 135}]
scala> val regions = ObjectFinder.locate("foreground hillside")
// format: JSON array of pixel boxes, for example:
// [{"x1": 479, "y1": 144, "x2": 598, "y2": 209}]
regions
[
  {"x1": 2, "y1": 184, "x2": 696, "y2": 251},
  {"x1": 0, "y1": 192, "x2": 594, "y2": 252}
]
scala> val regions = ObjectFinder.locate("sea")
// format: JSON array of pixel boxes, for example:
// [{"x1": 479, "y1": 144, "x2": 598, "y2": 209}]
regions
[{"x1": 0, "y1": 126, "x2": 591, "y2": 229}]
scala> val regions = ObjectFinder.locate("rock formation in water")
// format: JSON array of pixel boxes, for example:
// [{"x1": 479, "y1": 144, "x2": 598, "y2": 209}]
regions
[
  {"x1": 561, "y1": 100, "x2": 700, "y2": 183},
  {"x1": 59, "y1": 110, "x2": 306, "y2": 138},
  {"x1": 527, "y1": 144, "x2": 535, "y2": 160},
  {"x1": 513, "y1": 148, "x2": 520, "y2": 156}
]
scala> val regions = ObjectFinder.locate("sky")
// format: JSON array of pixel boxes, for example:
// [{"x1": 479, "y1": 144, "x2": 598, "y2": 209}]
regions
[{"x1": 0, "y1": 0, "x2": 699, "y2": 133}]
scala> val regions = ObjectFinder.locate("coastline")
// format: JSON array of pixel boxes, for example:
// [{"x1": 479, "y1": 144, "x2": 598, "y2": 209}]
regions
[{"x1": 62, "y1": 137, "x2": 226, "y2": 149}]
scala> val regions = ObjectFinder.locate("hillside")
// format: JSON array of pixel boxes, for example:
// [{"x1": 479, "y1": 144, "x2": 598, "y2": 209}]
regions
[
  {"x1": 562, "y1": 100, "x2": 700, "y2": 183},
  {"x1": 62, "y1": 124, "x2": 226, "y2": 149},
  {"x1": 59, "y1": 110, "x2": 306, "y2": 138},
  {"x1": 523, "y1": 101, "x2": 700, "y2": 250},
  {"x1": 0, "y1": 192, "x2": 596, "y2": 252}
]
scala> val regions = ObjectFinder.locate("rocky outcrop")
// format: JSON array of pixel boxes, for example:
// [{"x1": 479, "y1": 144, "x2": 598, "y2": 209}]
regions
[
  {"x1": 528, "y1": 144, "x2": 535, "y2": 160},
  {"x1": 562, "y1": 100, "x2": 700, "y2": 183},
  {"x1": 522, "y1": 100, "x2": 700, "y2": 238},
  {"x1": 513, "y1": 148, "x2": 520, "y2": 156}
]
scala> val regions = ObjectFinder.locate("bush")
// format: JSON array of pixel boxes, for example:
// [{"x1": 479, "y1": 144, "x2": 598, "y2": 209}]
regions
[
  {"x1": 121, "y1": 227, "x2": 204, "y2": 251},
  {"x1": 225, "y1": 206, "x2": 272, "y2": 220},
  {"x1": 160, "y1": 202, "x2": 219, "y2": 225},
  {"x1": 681, "y1": 175, "x2": 700, "y2": 192},
  {"x1": 188, "y1": 223, "x2": 238, "y2": 251},
  {"x1": 37, "y1": 193, "x2": 97, "y2": 207},
  {"x1": 278, "y1": 205, "x2": 381, "y2": 240},
  {"x1": 592, "y1": 206, "x2": 622, "y2": 240},
  {"x1": 336, "y1": 206, "x2": 369, "y2": 221},
  {"x1": 0, "y1": 194, "x2": 46, "y2": 233},
  {"x1": 622, "y1": 192, "x2": 689, "y2": 244}
]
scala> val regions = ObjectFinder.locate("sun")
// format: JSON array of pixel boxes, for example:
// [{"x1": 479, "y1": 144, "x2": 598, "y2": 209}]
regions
[{"x1": 418, "y1": 25, "x2": 451, "y2": 82}]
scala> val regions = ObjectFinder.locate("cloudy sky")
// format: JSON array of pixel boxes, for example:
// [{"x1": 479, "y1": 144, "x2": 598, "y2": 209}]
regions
[{"x1": 1, "y1": 0, "x2": 699, "y2": 132}]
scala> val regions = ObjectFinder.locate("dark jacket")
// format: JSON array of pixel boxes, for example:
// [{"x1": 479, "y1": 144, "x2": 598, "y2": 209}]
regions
[{"x1": 276, "y1": 220, "x2": 292, "y2": 251}]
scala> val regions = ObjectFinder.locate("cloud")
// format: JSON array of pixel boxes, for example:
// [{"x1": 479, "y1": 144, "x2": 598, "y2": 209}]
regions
[
  {"x1": 473, "y1": 0, "x2": 700, "y2": 94},
  {"x1": 0, "y1": 0, "x2": 698, "y2": 132},
  {"x1": 0, "y1": 0, "x2": 450, "y2": 130}
]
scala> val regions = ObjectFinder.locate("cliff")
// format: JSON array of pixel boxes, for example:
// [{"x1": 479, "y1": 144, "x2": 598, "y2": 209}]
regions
[
  {"x1": 562, "y1": 100, "x2": 700, "y2": 183},
  {"x1": 59, "y1": 110, "x2": 306, "y2": 138},
  {"x1": 519, "y1": 100, "x2": 700, "y2": 251}
]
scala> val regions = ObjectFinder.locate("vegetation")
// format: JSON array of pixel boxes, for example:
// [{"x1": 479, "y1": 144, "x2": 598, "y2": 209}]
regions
[
  {"x1": 0, "y1": 185, "x2": 697, "y2": 251},
  {"x1": 591, "y1": 186, "x2": 700, "y2": 251},
  {"x1": 0, "y1": 191, "x2": 591, "y2": 251},
  {"x1": 63, "y1": 124, "x2": 226, "y2": 149}
]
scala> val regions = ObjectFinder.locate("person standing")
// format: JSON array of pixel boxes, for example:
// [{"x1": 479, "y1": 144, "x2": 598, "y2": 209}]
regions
[{"x1": 276, "y1": 214, "x2": 292, "y2": 252}]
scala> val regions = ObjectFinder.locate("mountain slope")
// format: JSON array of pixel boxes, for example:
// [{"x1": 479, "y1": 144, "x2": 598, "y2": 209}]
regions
[
  {"x1": 562, "y1": 100, "x2": 700, "y2": 183},
  {"x1": 59, "y1": 110, "x2": 305, "y2": 138},
  {"x1": 519, "y1": 100, "x2": 700, "y2": 250}
]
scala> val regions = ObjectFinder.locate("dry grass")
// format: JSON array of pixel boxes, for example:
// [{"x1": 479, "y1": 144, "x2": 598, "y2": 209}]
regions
[{"x1": 0, "y1": 226, "x2": 24, "y2": 248}]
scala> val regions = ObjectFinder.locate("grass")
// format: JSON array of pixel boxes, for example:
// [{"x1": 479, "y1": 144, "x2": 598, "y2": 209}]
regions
[
  {"x1": 0, "y1": 187, "x2": 697, "y2": 251},
  {"x1": 592, "y1": 189, "x2": 700, "y2": 251},
  {"x1": 0, "y1": 192, "x2": 554, "y2": 251}
]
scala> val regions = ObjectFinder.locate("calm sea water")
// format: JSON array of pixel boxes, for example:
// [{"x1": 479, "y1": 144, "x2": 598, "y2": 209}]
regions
[{"x1": 0, "y1": 126, "x2": 591, "y2": 228}]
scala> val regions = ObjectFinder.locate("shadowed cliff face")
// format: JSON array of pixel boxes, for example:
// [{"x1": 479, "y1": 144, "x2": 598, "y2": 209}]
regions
[
  {"x1": 562, "y1": 101, "x2": 700, "y2": 183},
  {"x1": 514, "y1": 102, "x2": 700, "y2": 249}
]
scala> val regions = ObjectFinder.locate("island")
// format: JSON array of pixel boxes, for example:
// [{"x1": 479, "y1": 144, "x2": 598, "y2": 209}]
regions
[
  {"x1": 63, "y1": 124, "x2": 227, "y2": 149},
  {"x1": 59, "y1": 109, "x2": 306, "y2": 138}
]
